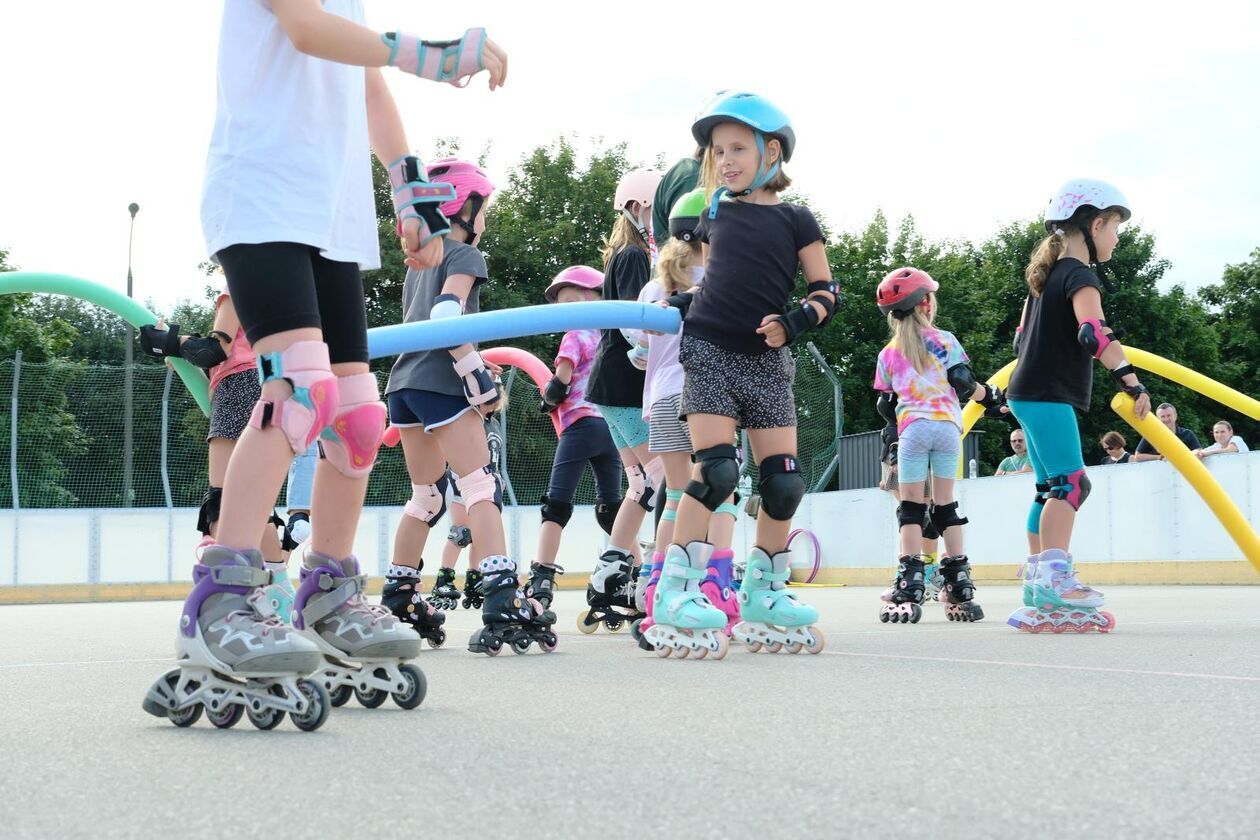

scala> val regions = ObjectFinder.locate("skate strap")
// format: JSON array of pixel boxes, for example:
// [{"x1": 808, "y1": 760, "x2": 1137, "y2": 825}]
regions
[
  {"x1": 300, "y1": 571, "x2": 365, "y2": 626},
  {"x1": 664, "y1": 563, "x2": 708, "y2": 582},
  {"x1": 747, "y1": 566, "x2": 790, "y2": 584},
  {"x1": 208, "y1": 564, "x2": 270, "y2": 588}
]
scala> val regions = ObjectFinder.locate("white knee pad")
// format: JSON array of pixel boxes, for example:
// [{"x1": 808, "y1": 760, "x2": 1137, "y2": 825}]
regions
[
  {"x1": 404, "y1": 475, "x2": 449, "y2": 525},
  {"x1": 319, "y1": 373, "x2": 386, "y2": 478},
  {"x1": 455, "y1": 465, "x2": 503, "y2": 511}
]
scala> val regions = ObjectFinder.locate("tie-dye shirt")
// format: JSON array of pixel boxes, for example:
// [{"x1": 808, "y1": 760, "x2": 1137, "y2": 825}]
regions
[
  {"x1": 872, "y1": 327, "x2": 968, "y2": 434},
  {"x1": 554, "y1": 329, "x2": 604, "y2": 432}
]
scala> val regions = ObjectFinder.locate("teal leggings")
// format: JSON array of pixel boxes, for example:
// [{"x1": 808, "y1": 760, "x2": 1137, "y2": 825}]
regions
[{"x1": 1006, "y1": 400, "x2": 1084, "y2": 534}]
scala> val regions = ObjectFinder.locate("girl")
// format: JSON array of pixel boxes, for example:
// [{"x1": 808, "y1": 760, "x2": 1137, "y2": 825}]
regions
[
  {"x1": 872, "y1": 267, "x2": 1003, "y2": 624},
  {"x1": 1006, "y1": 179, "x2": 1151, "y2": 633},
  {"x1": 144, "y1": 0, "x2": 508, "y2": 728},
  {"x1": 633, "y1": 188, "x2": 742, "y2": 647},
  {"x1": 382, "y1": 157, "x2": 556, "y2": 656},
  {"x1": 584, "y1": 169, "x2": 664, "y2": 628},
  {"x1": 527, "y1": 266, "x2": 625, "y2": 625},
  {"x1": 650, "y1": 91, "x2": 836, "y2": 659}
]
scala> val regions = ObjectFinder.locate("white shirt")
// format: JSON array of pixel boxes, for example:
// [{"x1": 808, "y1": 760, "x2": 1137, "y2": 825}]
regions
[
  {"x1": 1203, "y1": 436, "x2": 1249, "y2": 454},
  {"x1": 201, "y1": 0, "x2": 379, "y2": 269},
  {"x1": 639, "y1": 266, "x2": 705, "y2": 419}
]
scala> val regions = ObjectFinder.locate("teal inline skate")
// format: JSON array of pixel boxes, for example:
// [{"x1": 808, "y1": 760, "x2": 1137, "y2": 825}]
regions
[
  {"x1": 734, "y1": 547, "x2": 825, "y2": 654},
  {"x1": 643, "y1": 542, "x2": 729, "y2": 660}
]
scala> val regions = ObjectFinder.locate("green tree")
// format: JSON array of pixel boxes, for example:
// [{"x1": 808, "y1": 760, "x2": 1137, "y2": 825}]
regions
[{"x1": 1198, "y1": 248, "x2": 1260, "y2": 444}]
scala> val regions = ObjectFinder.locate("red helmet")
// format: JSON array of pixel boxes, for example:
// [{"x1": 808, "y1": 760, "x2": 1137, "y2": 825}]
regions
[{"x1": 876, "y1": 267, "x2": 938, "y2": 316}]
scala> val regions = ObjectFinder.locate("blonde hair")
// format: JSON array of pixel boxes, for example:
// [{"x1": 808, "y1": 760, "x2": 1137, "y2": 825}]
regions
[
  {"x1": 1025, "y1": 209, "x2": 1124, "y2": 297},
  {"x1": 600, "y1": 215, "x2": 647, "y2": 267},
  {"x1": 656, "y1": 238, "x2": 700, "y2": 295},
  {"x1": 886, "y1": 305, "x2": 935, "y2": 375}
]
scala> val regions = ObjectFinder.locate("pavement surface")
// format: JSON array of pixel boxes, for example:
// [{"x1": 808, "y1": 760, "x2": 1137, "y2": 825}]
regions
[{"x1": 1, "y1": 585, "x2": 1258, "y2": 839}]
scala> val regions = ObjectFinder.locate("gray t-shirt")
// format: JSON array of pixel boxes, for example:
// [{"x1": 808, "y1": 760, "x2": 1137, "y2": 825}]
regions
[{"x1": 385, "y1": 241, "x2": 489, "y2": 396}]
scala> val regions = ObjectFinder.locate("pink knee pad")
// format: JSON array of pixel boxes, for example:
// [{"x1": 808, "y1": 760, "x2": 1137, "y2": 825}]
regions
[
  {"x1": 249, "y1": 341, "x2": 339, "y2": 454},
  {"x1": 1047, "y1": 468, "x2": 1092, "y2": 511},
  {"x1": 455, "y1": 465, "x2": 503, "y2": 511},
  {"x1": 382, "y1": 28, "x2": 487, "y2": 87},
  {"x1": 319, "y1": 373, "x2": 386, "y2": 478},
  {"x1": 404, "y1": 475, "x2": 448, "y2": 525}
]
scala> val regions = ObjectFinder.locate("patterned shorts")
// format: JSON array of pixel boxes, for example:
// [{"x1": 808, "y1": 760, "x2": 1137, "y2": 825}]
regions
[
  {"x1": 648, "y1": 393, "x2": 693, "y2": 454},
  {"x1": 208, "y1": 370, "x2": 260, "y2": 441},
  {"x1": 679, "y1": 335, "x2": 796, "y2": 430}
]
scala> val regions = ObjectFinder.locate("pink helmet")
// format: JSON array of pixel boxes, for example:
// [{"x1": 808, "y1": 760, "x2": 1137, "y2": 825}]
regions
[
  {"x1": 544, "y1": 265, "x2": 604, "y2": 303},
  {"x1": 425, "y1": 157, "x2": 495, "y2": 220},
  {"x1": 614, "y1": 169, "x2": 663, "y2": 211}
]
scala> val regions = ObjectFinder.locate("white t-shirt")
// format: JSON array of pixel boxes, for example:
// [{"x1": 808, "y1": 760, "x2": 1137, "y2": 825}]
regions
[
  {"x1": 639, "y1": 265, "x2": 705, "y2": 419},
  {"x1": 1203, "y1": 436, "x2": 1249, "y2": 454},
  {"x1": 201, "y1": 0, "x2": 379, "y2": 269}
]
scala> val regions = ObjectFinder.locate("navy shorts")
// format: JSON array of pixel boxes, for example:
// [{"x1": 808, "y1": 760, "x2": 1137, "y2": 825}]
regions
[{"x1": 387, "y1": 389, "x2": 474, "y2": 433}]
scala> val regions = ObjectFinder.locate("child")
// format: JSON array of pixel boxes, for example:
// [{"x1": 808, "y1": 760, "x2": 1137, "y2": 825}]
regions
[
  {"x1": 874, "y1": 416, "x2": 946, "y2": 601},
  {"x1": 652, "y1": 91, "x2": 837, "y2": 658},
  {"x1": 584, "y1": 169, "x2": 664, "y2": 628},
  {"x1": 1006, "y1": 179, "x2": 1151, "y2": 633},
  {"x1": 382, "y1": 157, "x2": 557, "y2": 656},
  {"x1": 633, "y1": 188, "x2": 742, "y2": 646},
  {"x1": 873, "y1": 267, "x2": 1004, "y2": 624},
  {"x1": 144, "y1": 2, "x2": 508, "y2": 728},
  {"x1": 528, "y1": 267, "x2": 626, "y2": 625}
]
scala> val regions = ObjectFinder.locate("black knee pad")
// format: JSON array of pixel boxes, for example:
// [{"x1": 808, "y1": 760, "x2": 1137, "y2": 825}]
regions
[
  {"x1": 897, "y1": 500, "x2": 928, "y2": 530},
  {"x1": 1046, "y1": 469, "x2": 1091, "y2": 511},
  {"x1": 1033, "y1": 481, "x2": 1051, "y2": 507},
  {"x1": 539, "y1": 494, "x2": 574, "y2": 528},
  {"x1": 921, "y1": 512, "x2": 940, "y2": 541},
  {"x1": 685, "y1": 444, "x2": 740, "y2": 512},
  {"x1": 757, "y1": 454, "x2": 805, "y2": 521},
  {"x1": 595, "y1": 497, "x2": 622, "y2": 535},
  {"x1": 637, "y1": 481, "x2": 657, "y2": 512},
  {"x1": 929, "y1": 501, "x2": 969, "y2": 535},
  {"x1": 196, "y1": 486, "x2": 223, "y2": 536}
]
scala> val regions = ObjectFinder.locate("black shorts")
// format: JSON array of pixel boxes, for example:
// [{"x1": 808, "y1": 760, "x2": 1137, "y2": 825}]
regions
[
  {"x1": 679, "y1": 335, "x2": 797, "y2": 429},
  {"x1": 216, "y1": 241, "x2": 369, "y2": 364}
]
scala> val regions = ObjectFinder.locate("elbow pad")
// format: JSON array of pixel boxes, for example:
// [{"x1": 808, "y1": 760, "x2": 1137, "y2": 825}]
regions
[
  {"x1": 430, "y1": 293, "x2": 463, "y2": 320},
  {"x1": 945, "y1": 363, "x2": 980, "y2": 402},
  {"x1": 876, "y1": 391, "x2": 898, "y2": 426},
  {"x1": 806, "y1": 280, "x2": 840, "y2": 326},
  {"x1": 1077, "y1": 318, "x2": 1115, "y2": 359},
  {"x1": 179, "y1": 334, "x2": 229, "y2": 369}
]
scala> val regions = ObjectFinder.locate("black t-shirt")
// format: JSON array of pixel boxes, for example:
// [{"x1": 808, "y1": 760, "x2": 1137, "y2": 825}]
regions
[
  {"x1": 586, "y1": 246, "x2": 650, "y2": 407},
  {"x1": 1006, "y1": 258, "x2": 1101, "y2": 413},
  {"x1": 685, "y1": 201, "x2": 824, "y2": 355},
  {"x1": 1136, "y1": 427, "x2": 1201, "y2": 455}
]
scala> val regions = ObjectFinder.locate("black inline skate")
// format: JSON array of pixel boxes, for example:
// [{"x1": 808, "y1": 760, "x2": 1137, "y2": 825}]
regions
[
  {"x1": 578, "y1": 549, "x2": 642, "y2": 634},
  {"x1": 468, "y1": 558, "x2": 558, "y2": 655},
  {"x1": 461, "y1": 569, "x2": 485, "y2": 610},
  {"x1": 427, "y1": 567, "x2": 461, "y2": 611},
  {"x1": 879, "y1": 555, "x2": 925, "y2": 624},
  {"x1": 526, "y1": 562, "x2": 563, "y2": 610},
  {"x1": 938, "y1": 554, "x2": 984, "y2": 622},
  {"x1": 381, "y1": 569, "x2": 447, "y2": 648}
]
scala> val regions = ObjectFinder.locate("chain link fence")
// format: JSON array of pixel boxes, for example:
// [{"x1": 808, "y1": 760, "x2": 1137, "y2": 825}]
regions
[{"x1": 2, "y1": 343, "x2": 841, "y2": 512}]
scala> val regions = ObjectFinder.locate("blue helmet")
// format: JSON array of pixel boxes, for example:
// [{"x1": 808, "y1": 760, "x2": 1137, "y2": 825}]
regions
[{"x1": 691, "y1": 91, "x2": 796, "y2": 162}]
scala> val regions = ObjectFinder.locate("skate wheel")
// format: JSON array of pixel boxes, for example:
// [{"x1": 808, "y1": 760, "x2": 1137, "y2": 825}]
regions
[
  {"x1": 427, "y1": 629, "x2": 446, "y2": 649},
  {"x1": 709, "y1": 634, "x2": 730, "y2": 661},
  {"x1": 909, "y1": 605, "x2": 922, "y2": 624},
  {"x1": 355, "y1": 686, "x2": 387, "y2": 708},
  {"x1": 576, "y1": 610, "x2": 597, "y2": 635},
  {"x1": 745, "y1": 640, "x2": 763, "y2": 653},
  {"x1": 692, "y1": 645, "x2": 708, "y2": 660},
  {"x1": 328, "y1": 685, "x2": 353, "y2": 707},
  {"x1": 392, "y1": 663, "x2": 427, "y2": 710},
  {"x1": 654, "y1": 643, "x2": 672, "y2": 658},
  {"x1": 290, "y1": 680, "x2": 330, "y2": 732},
  {"x1": 785, "y1": 641, "x2": 803, "y2": 654},
  {"x1": 765, "y1": 641, "x2": 783, "y2": 654},
  {"x1": 539, "y1": 633, "x2": 558, "y2": 653},
  {"x1": 606, "y1": 619, "x2": 624, "y2": 633},
  {"x1": 805, "y1": 626, "x2": 825, "y2": 654},
  {"x1": 1097, "y1": 611, "x2": 1116, "y2": 633},
  {"x1": 631, "y1": 619, "x2": 644, "y2": 642},
  {"x1": 879, "y1": 611, "x2": 890, "y2": 623},
  {"x1": 676, "y1": 645, "x2": 690, "y2": 659},
  {"x1": 247, "y1": 704, "x2": 285, "y2": 730},
  {"x1": 167, "y1": 702, "x2": 203, "y2": 728},
  {"x1": 511, "y1": 638, "x2": 532, "y2": 655},
  {"x1": 485, "y1": 640, "x2": 502, "y2": 657},
  {"x1": 1051, "y1": 622, "x2": 1069, "y2": 634},
  {"x1": 206, "y1": 703, "x2": 244, "y2": 729}
]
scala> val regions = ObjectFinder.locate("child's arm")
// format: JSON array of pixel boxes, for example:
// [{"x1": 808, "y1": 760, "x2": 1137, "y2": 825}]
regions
[
  {"x1": 433, "y1": 273, "x2": 500, "y2": 412},
  {"x1": 1072, "y1": 285, "x2": 1151, "y2": 419},
  {"x1": 756, "y1": 241, "x2": 837, "y2": 348}
]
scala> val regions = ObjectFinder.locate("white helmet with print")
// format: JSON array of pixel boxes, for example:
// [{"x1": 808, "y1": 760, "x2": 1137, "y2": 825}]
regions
[{"x1": 1044, "y1": 179, "x2": 1131, "y2": 232}]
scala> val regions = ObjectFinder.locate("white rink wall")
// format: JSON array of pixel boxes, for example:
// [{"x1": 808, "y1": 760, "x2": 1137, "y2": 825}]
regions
[{"x1": 2, "y1": 454, "x2": 1258, "y2": 586}]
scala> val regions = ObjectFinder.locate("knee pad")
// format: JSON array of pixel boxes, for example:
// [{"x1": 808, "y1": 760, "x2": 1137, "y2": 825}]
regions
[
  {"x1": 595, "y1": 498, "x2": 622, "y2": 534},
  {"x1": 921, "y1": 511, "x2": 940, "y2": 541},
  {"x1": 685, "y1": 444, "x2": 741, "y2": 512},
  {"x1": 757, "y1": 454, "x2": 805, "y2": 521},
  {"x1": 540, "y1": 494, "x2": 575, "y2": 528},
  {"x1": 318, "y1": 373, "x2": 387, "y2": 478},
  {"x1": 196, "y1": 486, "x2": 223, "y2": 536},
  {"x1": 250, "y1": 341, "x2": 339, "y2": 454},
  {"x1": 404, "y1": 474, "x2": 449, "y2": 525},
  {"x1": 447, "y1": 524, "x2": 472, "y2": 547},
  {"x1": 929, "y1": 501, "x2": 969, "y2": 535},
  {"x1": 715, "y1": 500, "x2": 741, "y2": 519},
  {"x1": 455, "y1": 465, "x2": 503, "y2": 511},
  {"x1": 627, "y1": 463, "x2": 656, "y2": 511},
  {"x1": 1047, "y1": 468, "x2": 1091, "y2": 511},
  {"x1": 1027, "y1": 482, "x2": 1051, "y2": 535},
  {"x1": 897, "y1": 500, "x2": 928, "y2": 530}
]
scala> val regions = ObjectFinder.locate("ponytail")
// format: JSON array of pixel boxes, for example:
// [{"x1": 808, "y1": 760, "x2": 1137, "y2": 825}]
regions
[
  {"x1": 887, "y1": 307, "x2": 935, "y2": 375},
  {"x1": 600, "y1": 214, "x2": 647, "y2": 268},
  {"x1": 1025, "y1": 231, "x2": 1066, "y2": 297}
]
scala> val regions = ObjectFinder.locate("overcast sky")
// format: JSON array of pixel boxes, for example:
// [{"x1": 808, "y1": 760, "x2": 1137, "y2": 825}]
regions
[{"x1": 1, "y1": 1, "x2": 1257, "y2": 311}]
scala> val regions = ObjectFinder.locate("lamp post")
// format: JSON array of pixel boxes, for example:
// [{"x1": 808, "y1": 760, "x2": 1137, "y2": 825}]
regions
[{"x1": 123, "y1": 203, "x2": 139, "y2": 506}]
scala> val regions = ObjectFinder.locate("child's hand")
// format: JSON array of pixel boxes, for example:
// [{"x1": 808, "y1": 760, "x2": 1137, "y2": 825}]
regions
[
  {"x1": 756, "y1": 314, "x2": 788, "y2": 348},
  {"x1": 481, "y1": 37, "x2": 509, "y2": 91},
  {"x1": 484, "y1": 360, "x2": 503, "y2": 377},
  {"x1": 401, "y1": 217, "x2": 444, "y2": 270}
]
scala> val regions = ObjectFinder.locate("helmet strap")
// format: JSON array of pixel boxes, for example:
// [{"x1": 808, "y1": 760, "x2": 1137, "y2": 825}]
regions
[
  {"x1": 452, "y1": 194, "x2": 485, "y2": 247},
  {"x1": 708, "y1": 132, "x2": 780, "y2": 218}
]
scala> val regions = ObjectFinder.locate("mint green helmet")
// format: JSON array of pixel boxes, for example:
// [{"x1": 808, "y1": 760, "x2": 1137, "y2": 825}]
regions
[{"x1": 668, "y1": 188, "x2": 708, "y2": 242}]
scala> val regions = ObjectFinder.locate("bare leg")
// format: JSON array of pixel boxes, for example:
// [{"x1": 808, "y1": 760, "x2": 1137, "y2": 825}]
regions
[{"x1": 392, "y1": 425, "x2": 447, "y2": 569}]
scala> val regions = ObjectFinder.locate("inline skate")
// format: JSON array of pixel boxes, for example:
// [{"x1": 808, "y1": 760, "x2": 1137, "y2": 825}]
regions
[
  {"x1": 734, "y1": 547, "x2": 824, "y2": 653},
  {"x1": 427, "y1": 566, "x2": 461, "y2": 611},
  {"x1": 381, "y1": 565, "x2": 447, "y2": 648},
  {"x1": 879, "y1": 555, "x2": 925, "y2": 624},
  {"x1": 142, "y1": 546, "x2": 329, "y2": 731},
  {"x1": 294, "y1": 553, "x2": 427, "y2": 710},
  {"x1": 461, "y1": 569, "x2": 485, "y2": 610},
  {"x1": 699, "y1": 548, "x2": 739, "y2": 636},
  {"x1": 468, "y1": 556, "x2": 558, "y2": 655},
  {"x1": 631, "y1": 552, "x2": 664, "y2": 651},
  {"x1": 526, "y1": 562, "x2": 562, "y2": 610},
  {"x1": 1007, "y1": 549, "x2": 1115, "y2": 633},
  {"x1": 922, "y1": 553, "x2": 942, "y2": 603},
  {"x1": 643, "y1": 542, "x2": 729, "y2": 659},
  {"x1": 578, "y1": 549, "x2": 642, "y2": 634},
  {"x1": 937, "y1": 554, "x2": 984, "y2": 622}
]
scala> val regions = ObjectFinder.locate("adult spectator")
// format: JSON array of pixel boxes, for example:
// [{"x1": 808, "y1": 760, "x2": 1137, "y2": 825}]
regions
[
  {"x1": 1133, "y1": 403, "x2": 1202, "y2": 461},
  {"x1": 1194, "y1": 420, "x2": 1250, "y2": 459},
  {"x1": 995, "y1": 428, "x2": 1033, "y2": 475},
  {"x1": 1098, "y1": 431, "x2": 1131, "y2": 464}
]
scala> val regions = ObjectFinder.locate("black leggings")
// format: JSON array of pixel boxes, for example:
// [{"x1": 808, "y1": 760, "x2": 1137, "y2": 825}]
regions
[
  {"x1": 546, "y1": 417, "x2": 623, "y2": 504},
  {"x1": 216, "y1": 241, "x2": 369, "y2": 364}
]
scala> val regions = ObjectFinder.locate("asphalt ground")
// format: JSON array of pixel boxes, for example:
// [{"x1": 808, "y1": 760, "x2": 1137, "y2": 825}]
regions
[{"x1": 1, "y1": 585, "x2": 1258, "y2": 839}]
